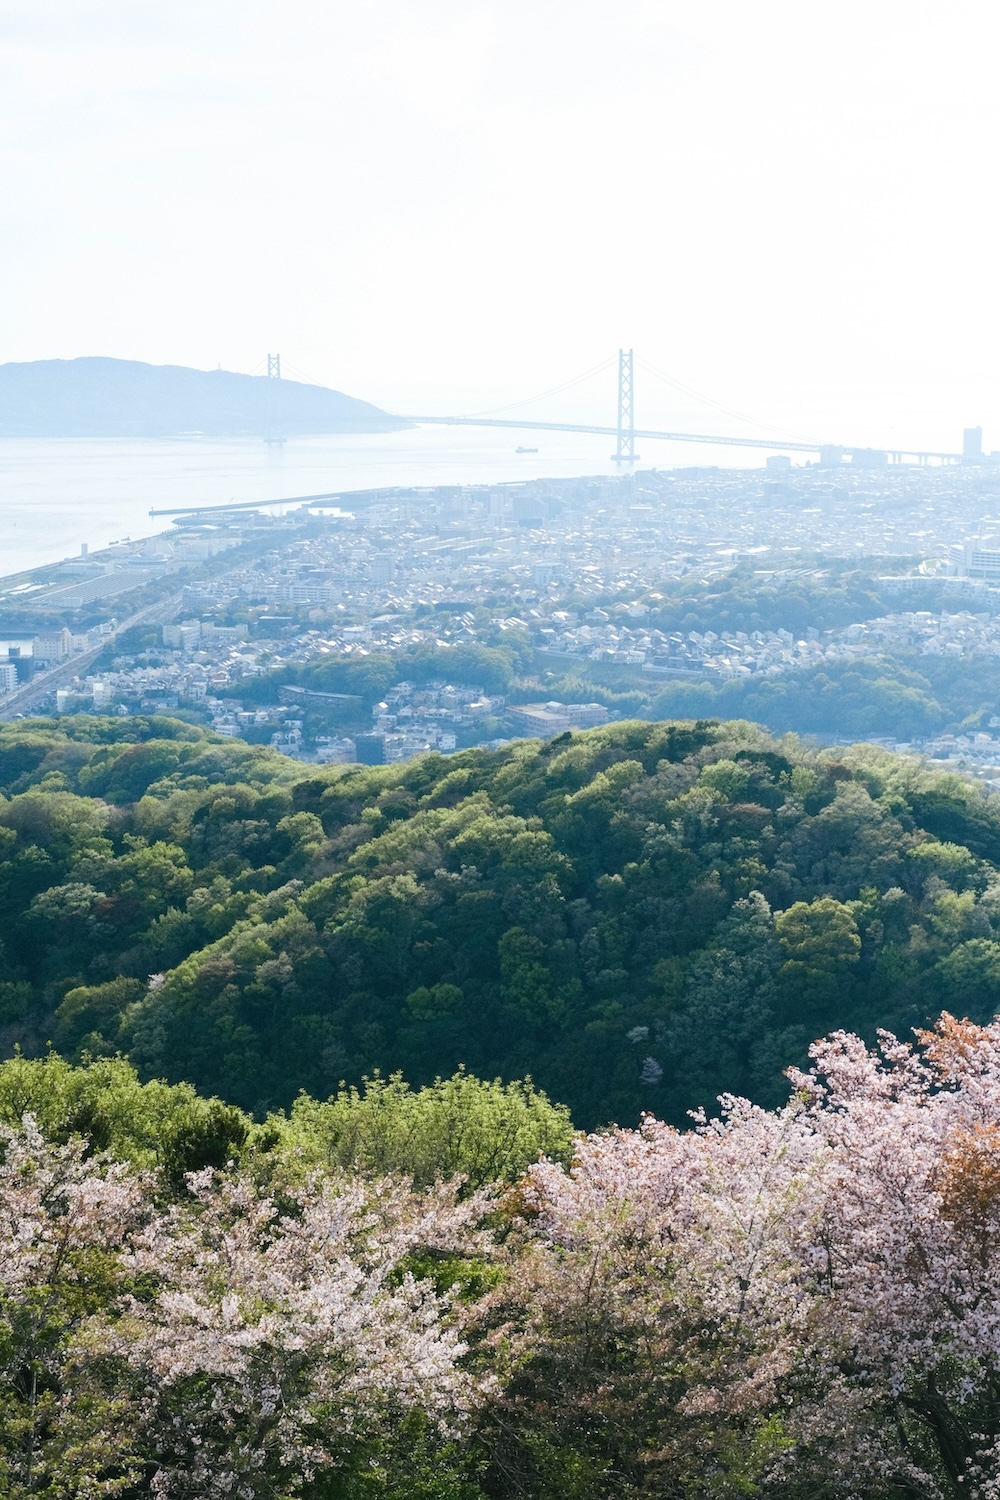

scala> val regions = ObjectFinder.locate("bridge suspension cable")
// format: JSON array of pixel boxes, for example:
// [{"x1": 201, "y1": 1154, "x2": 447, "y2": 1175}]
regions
[
  {"x1": 388, "y1": 347, "x2": 966, "y2": 466},
  {"x1": 634, "y1": 355, "x2": 809, "y2": 445},
  {"x1": 455, "y1": 355, "x2": 618, "y2": 419}
]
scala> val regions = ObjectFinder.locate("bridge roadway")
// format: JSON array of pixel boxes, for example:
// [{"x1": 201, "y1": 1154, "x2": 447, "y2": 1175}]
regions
[
  {"x1": 398, "y1": 414, "x2": 962, "y2": 465},
  {"x1": 144, "y1": 415, "x2": 964, "y2": 519}
]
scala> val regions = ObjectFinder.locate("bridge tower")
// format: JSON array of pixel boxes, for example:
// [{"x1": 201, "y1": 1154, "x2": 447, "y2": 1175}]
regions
[
  {"x1": 613, "y1": 348, "x2": 638, "y2": 462},
  {"x1": 265, "y1": 354, "x2": 285, "y2": 444}
]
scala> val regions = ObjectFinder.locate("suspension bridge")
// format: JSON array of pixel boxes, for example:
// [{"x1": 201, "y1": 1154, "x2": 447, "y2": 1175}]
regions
[
  {"x1": 148, "y1": 349, "x2": 974, "y2": 517},
  {"x1": 397, "y1": 349, "x2": 966, "y2": 467}
]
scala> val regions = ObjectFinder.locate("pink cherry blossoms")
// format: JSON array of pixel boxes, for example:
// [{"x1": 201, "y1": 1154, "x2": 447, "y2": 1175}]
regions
[
  {"x1": 102, "y1": 1169, "x2": 487, "y2": 1498},
  {"x1": 5, "y1": 1019, "x2": 1000, "y2": 1496},
  {"x1": 518, "y1": 1014, "x2": 1000, "y2": 1497},
  {"x1": 0, "y1": 1126, "x2": 486, "y2": 1498}
]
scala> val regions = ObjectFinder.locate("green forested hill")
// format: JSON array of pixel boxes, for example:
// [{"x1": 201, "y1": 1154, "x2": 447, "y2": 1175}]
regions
[{"x1": 3, "y1": 713, "x2": 1000, "y2": 1126}]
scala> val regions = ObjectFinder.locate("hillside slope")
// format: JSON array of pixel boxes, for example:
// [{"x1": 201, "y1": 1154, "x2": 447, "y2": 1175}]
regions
[
  {"x1": 2, "y1": 714, "x2": 1000, "y2": 1125},
  {"x1": 0, "y1": 356, "x2": 404, "y2": 437}
]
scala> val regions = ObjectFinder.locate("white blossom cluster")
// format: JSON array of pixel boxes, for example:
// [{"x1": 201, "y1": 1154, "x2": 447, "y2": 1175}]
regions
[
  {"x1": 523, "y1": 1016, "x2": 1000, "y2": 1496},
  {"x1": 0, "y1": 1121, "x2": 485, "y2": 1498},
  {"x1": 7, "y1": 1017, "x2": 1000, "y2": 1495}
]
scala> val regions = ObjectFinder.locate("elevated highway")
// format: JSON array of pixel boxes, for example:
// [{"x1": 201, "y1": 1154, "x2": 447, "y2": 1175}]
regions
[{"x1": 0, "y1": 591, "x2": 184, "y2": 722}]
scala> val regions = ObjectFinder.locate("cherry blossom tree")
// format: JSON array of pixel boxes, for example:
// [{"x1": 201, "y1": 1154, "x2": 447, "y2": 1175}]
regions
[
  {"x1": 97, "y1": 1167, "x2": 488, "y2": 1499},
  {"x1": 517, "y1": 1017, "x2": 1000, "y2": 1498},
  {"x1": 0, "y1": 1116, "x2": 148, "y2": 1498},
  {"x1": 782, "y1": 1018, "x2": 1000, "y2": 1496},
  {"x1": 8, "y1": 1023, "x2": 1000, "y2": 1498},
  {"x1": 0, "y1": 1117, "x2": 489, "y2": 1498},
  {"x1": 504, "y1": 1100, "x2": 820, "y2": 1495}
]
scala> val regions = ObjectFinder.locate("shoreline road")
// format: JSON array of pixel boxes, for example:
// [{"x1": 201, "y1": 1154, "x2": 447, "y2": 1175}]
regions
[{"x1": 0, "y1": 591, "x2": 184, "y2": 722}]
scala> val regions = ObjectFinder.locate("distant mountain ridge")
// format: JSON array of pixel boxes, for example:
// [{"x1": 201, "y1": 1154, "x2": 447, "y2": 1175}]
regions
[{"x1": 0, "y1": 356, "x2": 406, "y2": 438}]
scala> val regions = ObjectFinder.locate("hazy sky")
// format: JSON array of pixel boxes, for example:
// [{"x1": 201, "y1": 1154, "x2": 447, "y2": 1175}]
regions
[{"x1": 3, "y1": 2, "x2": 999, "y2": 448}]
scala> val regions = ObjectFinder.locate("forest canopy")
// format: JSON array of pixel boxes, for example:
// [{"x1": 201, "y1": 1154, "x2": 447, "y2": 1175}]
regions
[
  {"x1": 2, "y1": 713, "x2": 1000, "y2": 1127},
  {"x1": 5, "y1": 712, "x2": 1000, "y2": 1496}
]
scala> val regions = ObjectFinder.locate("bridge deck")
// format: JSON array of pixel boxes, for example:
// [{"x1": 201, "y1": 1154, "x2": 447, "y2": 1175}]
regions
[{"x1": 398, "y1": 414, "x2": 961, "y2": 463}]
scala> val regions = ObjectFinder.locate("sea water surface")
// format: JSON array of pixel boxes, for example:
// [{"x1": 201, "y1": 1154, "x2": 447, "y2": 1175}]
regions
[{"x1": 0, "y1": 426, "x2": 762, "y2": 575}]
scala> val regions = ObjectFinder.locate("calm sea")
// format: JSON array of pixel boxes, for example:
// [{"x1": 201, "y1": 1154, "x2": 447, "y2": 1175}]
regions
[{"x1": 0, "y1": 426, "x2": 760, "y2": 576}]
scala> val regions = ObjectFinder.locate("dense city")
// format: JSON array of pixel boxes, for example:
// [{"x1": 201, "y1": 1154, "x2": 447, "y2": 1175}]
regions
[{"x1": 3, "y1": 461, "x2": 1000, "y2": 776}]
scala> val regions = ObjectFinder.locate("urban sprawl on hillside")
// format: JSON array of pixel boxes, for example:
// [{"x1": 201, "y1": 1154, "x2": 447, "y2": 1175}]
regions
[{"x1": 6, "y1": 461, "x2": 1000, "y2": 774}]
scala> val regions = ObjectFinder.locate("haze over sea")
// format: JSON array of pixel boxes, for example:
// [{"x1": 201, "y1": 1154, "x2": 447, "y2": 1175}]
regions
[{"x1": 0, "y1": 426, "x2": 773, "y2": 577}]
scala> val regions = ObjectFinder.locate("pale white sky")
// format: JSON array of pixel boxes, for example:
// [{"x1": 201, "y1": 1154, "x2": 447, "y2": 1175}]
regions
[{"x1": 2, "y1": 1, "x2": 999, "y2": 450}]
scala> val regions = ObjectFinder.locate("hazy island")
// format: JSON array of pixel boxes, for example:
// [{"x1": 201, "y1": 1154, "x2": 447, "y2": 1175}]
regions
[{"x1": 0, "y1": 355, "x2": 406, "y2": 438}]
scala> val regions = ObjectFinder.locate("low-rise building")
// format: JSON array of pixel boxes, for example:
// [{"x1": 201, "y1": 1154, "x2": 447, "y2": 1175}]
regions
[{"x1": 508, "y1": 701, "x2": 611, "y2": 735}]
